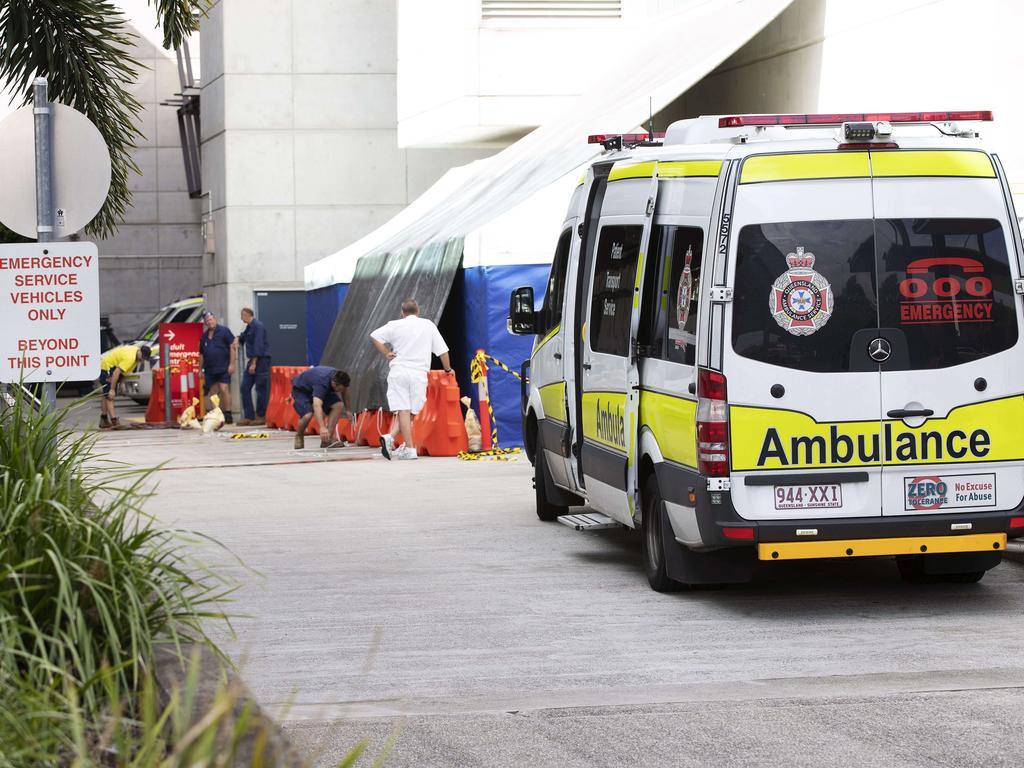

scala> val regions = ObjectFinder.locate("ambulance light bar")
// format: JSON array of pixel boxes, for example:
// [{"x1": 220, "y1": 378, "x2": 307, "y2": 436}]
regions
[
  {"x1": 587, "y1": 132, "x2": 666, "y2": 150},
  {"x1": 718, "y1": 111, "x2": 993, "y2": 128}
]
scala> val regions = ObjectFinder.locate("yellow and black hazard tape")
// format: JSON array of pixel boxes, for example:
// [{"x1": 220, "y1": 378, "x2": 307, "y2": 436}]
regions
[
  {"x1": 457, "y1": 447, "x2": 521, "y2": 461},
  {"x1": 471, "y1": 351, "x2": 526, "y2": 383},
  {"x1": 470, "y1": 350, "x2": 530, "y2": 448},
  {"x1": 229, "y1": 432, "x2": 270, "y2": 440}
]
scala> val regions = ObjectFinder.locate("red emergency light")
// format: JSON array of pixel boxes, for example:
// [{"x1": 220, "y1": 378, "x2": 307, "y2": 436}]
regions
[
  {"x1": 587, "y1": 132, "x2": 666, "y2": 145},
  {"x1": 717, "y1": 111, "x2": 993, "y2": 128}
]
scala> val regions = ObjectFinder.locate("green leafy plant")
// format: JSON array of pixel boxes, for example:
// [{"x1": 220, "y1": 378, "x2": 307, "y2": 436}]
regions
[
  {"x1": 0, "y1": 653, "x2": 384, "y2": 767},
  {"x1": 0, "y1": 389, "x2": 233, "y2": 714},
  {"x1": 0, "y1": 0, "x2": 210, "y2": 239}
]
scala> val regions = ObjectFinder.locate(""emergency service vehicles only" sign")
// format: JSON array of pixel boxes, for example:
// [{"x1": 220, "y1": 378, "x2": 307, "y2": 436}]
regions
[{"x1": 0, "y1": 242, "x2": 100, "y2": 383}]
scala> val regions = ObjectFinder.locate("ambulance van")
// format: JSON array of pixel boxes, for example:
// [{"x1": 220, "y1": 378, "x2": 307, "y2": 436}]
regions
[{"x1": 508, "y1": 112, "x2": 1024, "y2": 591}]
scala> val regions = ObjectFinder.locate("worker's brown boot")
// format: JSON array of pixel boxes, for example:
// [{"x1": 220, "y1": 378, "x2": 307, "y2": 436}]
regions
[
  {"x1": 109, "y1": 417, "x2": 120, "y2": 429},
  {"x1": 293, "y1": 432, "x2": 304, "y2": 450},
  {"x1": 253, "y1": 417, "x2": 266, "y2": 426},
  {"x1": 99, "y1": 414, "x2": 111, "y2": 430}
]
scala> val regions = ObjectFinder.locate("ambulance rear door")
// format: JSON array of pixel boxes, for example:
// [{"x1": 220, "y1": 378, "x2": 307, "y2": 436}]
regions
[
  {"x1": 870, "y1": 149, "x2": 1024, "y2": 517},
  {"x1": 723, "y1": 152, "x2": 884, "y2": 520},
  {"x1": 578, "y1": 163, "x2": 659, "y2": 524}
]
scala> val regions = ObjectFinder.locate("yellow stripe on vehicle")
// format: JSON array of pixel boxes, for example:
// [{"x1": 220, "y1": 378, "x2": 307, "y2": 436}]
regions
[
  {"x1": 740, "y1": 152, "x2": 870, "y2": 184},
  {"x1": 730, "y1": 395, "x2": 1024, "y2": 472},
  {"x1": 633, "y1": 250, "x2": 645, "y2": 308},
  {"x1": 609, "y1": 160, "x2": 722, "y2": 182},
  {"x1": 533, "y1": 324, "x2": 560, "y2": 354},
  {"x1": 640, "y1": 391, "x2": 698, "y2": 468},
  {"x1": 609, "y1": 161, "x2": 657, "y2": 182},
  {"x1": 659, "y1": 160, "x2": 723, "y2": 178},
  {"x1": 870, "y1": 150, "x2": 995, "y2": 178},
  {"x1": 539, "y1": 381, "x2": 567, "y2": 423},
  {"x1": 759, "y1": 533, "x2": 1006, "y2": 562},
  {"x1": 582, "y1": 391, "x2": 628, "y2": 453}
]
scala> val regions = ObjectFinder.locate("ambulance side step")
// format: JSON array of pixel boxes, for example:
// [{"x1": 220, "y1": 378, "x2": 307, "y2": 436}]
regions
[{"x1": 558, "y1": 512, "x2": 619, "y2": 531}]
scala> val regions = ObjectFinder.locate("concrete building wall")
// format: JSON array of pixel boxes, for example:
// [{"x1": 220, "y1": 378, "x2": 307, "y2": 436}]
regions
[
  {"x1": 659, "y1": 0, "x2": 1024, "y2": 193},
  {"x1": 199, "y1": 0, "x2": 493, "y2": 326},
  {"x1": 396, "y1": 0, "x2": 725, "y2": 148},
  {"x1": 94, "y1": 26, "x2": 204, "y2": 340}
]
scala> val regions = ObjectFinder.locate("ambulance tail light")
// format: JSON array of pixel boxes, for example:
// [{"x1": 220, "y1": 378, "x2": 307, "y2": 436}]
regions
[
  {"x1": 697, "y1": 368, "x2": 729, "y2": 477},
  {"x1": 1010, "y1": 517, "x2": 1024, "y2": 530}
]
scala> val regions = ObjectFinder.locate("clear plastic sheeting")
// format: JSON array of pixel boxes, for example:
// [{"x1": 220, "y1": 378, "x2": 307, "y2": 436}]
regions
[
  {"x1": 318, "y1": 239, "x2": 464, "y2": 412},
  {"x1": 305, "y1": 0, "x2": 794, "y2": 291}
]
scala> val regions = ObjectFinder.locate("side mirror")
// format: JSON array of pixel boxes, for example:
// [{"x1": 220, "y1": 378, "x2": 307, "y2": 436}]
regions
[{"x1": 507, "y1": 286, "x2": 537, "y2": 335}]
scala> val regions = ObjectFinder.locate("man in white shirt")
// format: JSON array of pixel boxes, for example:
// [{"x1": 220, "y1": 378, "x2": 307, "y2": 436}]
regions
[{"x1": 370, "y1": 298, "x2": 454, "y2": 460}]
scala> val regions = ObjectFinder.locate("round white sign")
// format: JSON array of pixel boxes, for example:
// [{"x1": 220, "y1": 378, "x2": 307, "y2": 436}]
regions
[{"x1": 0, "y1": 104, "x2": 112, "y2": 238}]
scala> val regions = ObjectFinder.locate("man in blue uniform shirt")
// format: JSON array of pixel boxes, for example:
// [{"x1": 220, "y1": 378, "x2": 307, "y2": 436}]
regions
[
  {"x1": 290, "y1": 366, "x2": 353, "y2": 449},
  {"x1": 236, "y1": 307, "x2": 272, "y2": 425},
  {"x1": 199, "y1": 310, "x2": 236, "y2": 424}
]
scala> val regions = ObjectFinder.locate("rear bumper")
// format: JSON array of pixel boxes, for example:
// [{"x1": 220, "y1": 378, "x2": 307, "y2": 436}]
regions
[
  {"x1": 758, "y1": 532, "x2": 1006, "y2": 561},
  {"x1": 653, "y1": 461, "x2": 1024, "y2": 552}
]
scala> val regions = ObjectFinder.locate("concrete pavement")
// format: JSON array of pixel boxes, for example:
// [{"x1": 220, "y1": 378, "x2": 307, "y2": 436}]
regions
[{"x1": 82, "y1": 397, "x2": 1024, "y2": 767}]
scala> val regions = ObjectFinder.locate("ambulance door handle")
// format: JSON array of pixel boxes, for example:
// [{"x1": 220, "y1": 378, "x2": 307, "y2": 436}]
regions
[
  {"x1": 688, "y1": 382, "x2": 696, "y2": 394},
  {"x1": 582, "y1": 362, "x2": 592, "y2": 370},
  {"x1": 886, "y1": 408, "x2": 934, "y2": 419},
  {"x1": 553, "y1": 352, "x2": 562, "y2": 359}
]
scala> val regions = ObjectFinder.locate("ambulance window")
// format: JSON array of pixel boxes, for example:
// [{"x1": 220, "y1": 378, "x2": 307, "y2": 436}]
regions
[
  {"x1": 732, "y1": 219, "x2": 878, "y2": 373},
  {"x1": 169, "y1": 306, "x2": 195, "y2": 324},
  {"x1": 661, "y1": 226, "x2": 703, "y2": 365},
  {"x1": 637, "y1": 226, "x2": 664, "y2": 354},
  {"x1": 590, "y1": 225, "x2": 643, "y2": 356},
  {"x1": 539, "y1": 228, "x2": 572, "y2": 334},
  {"x1": 876, "y1": 218, "x2": 1018, "y2": 368}
]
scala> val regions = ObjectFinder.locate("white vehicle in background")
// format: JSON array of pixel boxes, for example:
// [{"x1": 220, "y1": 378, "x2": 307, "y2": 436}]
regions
[
  {"x1": 510, "y1": 111, "x2": 1024, "y2": 591},
  {"x1": 124, "y1": 295, "x2": 205, "y2": 404}
]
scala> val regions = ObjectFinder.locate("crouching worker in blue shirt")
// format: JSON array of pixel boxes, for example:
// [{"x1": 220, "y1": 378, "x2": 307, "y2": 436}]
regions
[
  {"x1": 291, "y1": 366, "x2": 353, "y2": 449},
  {"x1": 236, "y1": 307, "x2": 272, "y2": 425}
]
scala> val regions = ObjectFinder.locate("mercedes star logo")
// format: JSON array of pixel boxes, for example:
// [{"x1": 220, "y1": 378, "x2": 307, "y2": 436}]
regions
[{"x1": 868, "y1": 337, "x2": 892, "y2": 363}]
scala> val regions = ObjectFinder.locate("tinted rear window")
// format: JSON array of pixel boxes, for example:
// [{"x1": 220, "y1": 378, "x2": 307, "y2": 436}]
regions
[
  {"x1": 732, "y1": 219, "x2": 878, "y2": 373},
  {"x1": 877, "y1": 218, "x2": 1018, "y2": 368}
]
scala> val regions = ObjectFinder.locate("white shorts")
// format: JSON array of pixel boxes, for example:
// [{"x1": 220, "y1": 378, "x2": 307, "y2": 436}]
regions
[{"x1": 386, "y1": 367, "x2": 427, "y2": 414}]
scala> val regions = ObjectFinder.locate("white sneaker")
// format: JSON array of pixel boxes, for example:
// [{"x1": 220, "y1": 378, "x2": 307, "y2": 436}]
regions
[
  {"x1": 381, "y1": 434, "x2": 394, "y2": 460},
  {"x1": 395, "y1": 445, "x2": 419, "y2": 460}
]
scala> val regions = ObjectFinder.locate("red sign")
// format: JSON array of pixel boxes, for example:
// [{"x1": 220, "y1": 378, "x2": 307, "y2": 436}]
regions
[
  {"x1": 161, "y1": 322, "x2": 202, "y2": 374},
  {"x1": 160, "y1": 322, "x2": 203, "y2": 418},
  {"x1": 898, "y1": 256, "x2": 994, "y2": 325}
]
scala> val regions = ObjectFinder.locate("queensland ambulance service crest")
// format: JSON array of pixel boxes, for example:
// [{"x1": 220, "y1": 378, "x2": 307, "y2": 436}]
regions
[
  {"x1": 769, "y1": 246, "x2": 833, "y2": 336},
  {"x1": 674, "y1": 244, "x2": 694, "y2": 348}
]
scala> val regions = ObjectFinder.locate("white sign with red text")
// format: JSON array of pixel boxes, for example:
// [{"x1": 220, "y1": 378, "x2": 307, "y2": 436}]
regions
[{"x1": 0, "y1": 242, "x2": 100, "y2": 383}]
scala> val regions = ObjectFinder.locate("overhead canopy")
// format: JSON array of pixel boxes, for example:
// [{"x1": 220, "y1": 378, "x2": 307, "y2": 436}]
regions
[{"x1": 304, "y1": 0, "x2": 794, "y2": 291}]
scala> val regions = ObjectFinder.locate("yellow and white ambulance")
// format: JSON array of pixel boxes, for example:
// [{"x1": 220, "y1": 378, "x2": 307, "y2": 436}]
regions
[{"x1": 508, "y1": 111, "x2": 1024, "y2": 591}]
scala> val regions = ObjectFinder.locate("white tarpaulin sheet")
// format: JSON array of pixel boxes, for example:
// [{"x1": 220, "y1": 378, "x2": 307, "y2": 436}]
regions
[{"x1": 305, "y1": 0, "x2": 793, "y2": 290}]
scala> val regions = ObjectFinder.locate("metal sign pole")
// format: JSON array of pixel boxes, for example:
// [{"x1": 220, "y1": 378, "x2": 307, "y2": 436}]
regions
[
  {"x1": 32, "y1": 77, "x2": 56, "y2": 412},
  {"x1": 163, "y1": 334, "x2": 172, "y2": 423}
]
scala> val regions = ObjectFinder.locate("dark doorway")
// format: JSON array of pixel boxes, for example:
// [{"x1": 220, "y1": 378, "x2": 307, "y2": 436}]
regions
[{"x1": 254, "y1": 290, "x2": 308, "y2": 366}]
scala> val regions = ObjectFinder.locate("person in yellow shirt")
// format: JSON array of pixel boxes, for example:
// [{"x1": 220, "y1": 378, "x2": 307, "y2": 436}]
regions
[{"x1": 98, "y1": 344, "x2": 151, "y2": 429}]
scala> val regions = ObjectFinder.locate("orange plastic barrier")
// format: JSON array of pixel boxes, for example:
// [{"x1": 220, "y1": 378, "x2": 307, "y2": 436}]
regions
[
  {"x1": 335, "y1": 418, "x2": 356, "y2": 443},
  {"x1": 146, "y1": 367, "x2": 204, "y2": 424},
  {"x1": 353, "y1": 408, "x2": 392, "y2": 447},
  {"x1": 264, "y1": 367, "x2": 290, "y2": 428},
  {"x1": 411, "y1": 370, "x2": 468, "y2": 456},
  {"x1": 266, "y1": 365, "x2": 312, "y2": 431},
  {"x1": 145, "y1": 368, "x2": 166, "y2": 423}
]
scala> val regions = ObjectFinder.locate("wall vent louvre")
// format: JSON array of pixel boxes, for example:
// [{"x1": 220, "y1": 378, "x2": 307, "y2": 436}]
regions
[{"x1": 482, "y1": 0, "x2": 622, "y2": 19}]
